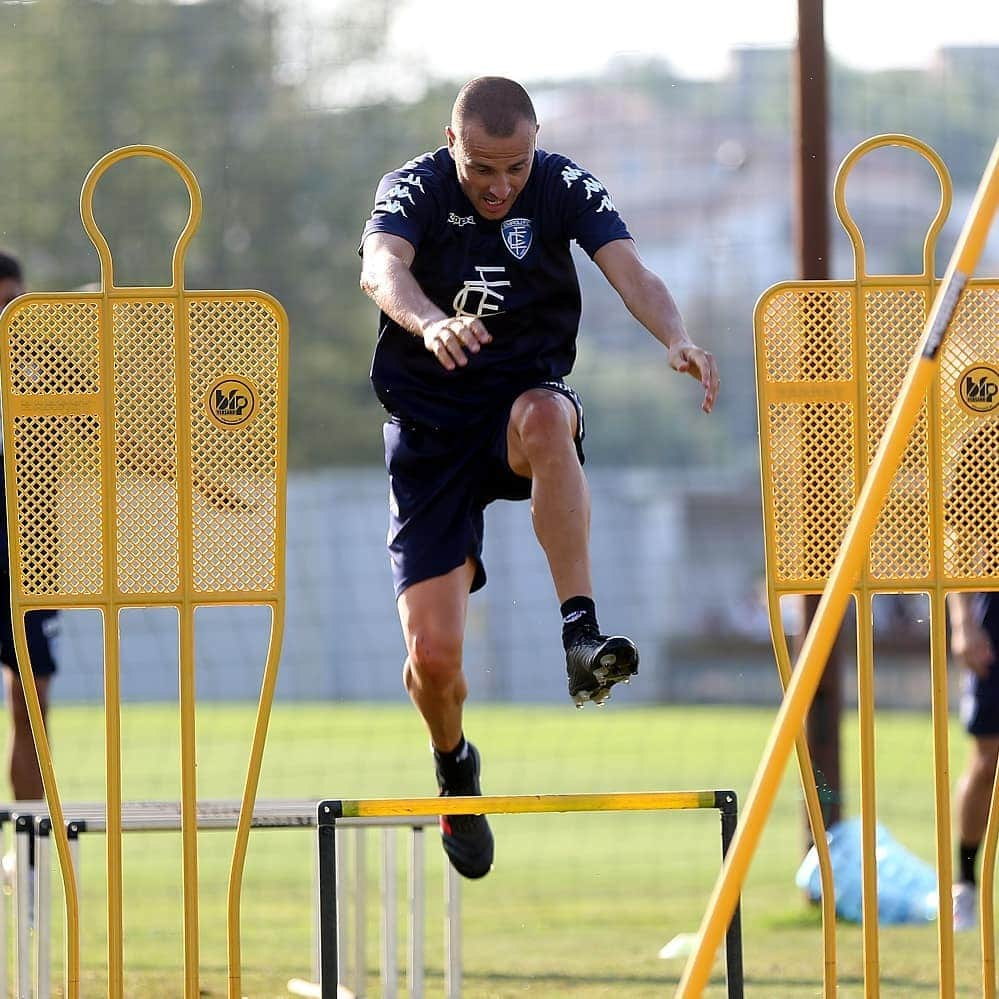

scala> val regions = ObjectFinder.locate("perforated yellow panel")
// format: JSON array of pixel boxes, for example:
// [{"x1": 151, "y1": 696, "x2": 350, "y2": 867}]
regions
[
  {"x1": 864, "y1": 288, "x2": 931, "y2": 581},
  {"x1": 1, "y1": 291, "x2": 286, "y2": 604},
  {"x1": 189, "y1": 296, "x2": 282, "y2": 594},
  {"x1": 940, "y1": 287, "x2": 999, "y2": 581},
  {"x1": 765, "y1": 400, "x2": 856, "y2": 582},
  {"x1": 761, "y1": 289, "x2": 854, "y2": 383},
  {"x1": 758, "y1": 280, "x2": 999, "y2": 591},
  {"x1": 756, "y1": 136, "x2": 999, "y2": 595},
  {"x1": 113, "y1": 299, "x2": 180, "y2": 595},
  {"x1": 5, "y1": 299, "x2": 105, "y2": 596}
]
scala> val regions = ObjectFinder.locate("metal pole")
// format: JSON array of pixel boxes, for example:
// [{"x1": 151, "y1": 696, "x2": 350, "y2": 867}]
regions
[
  {"x1": 35, "y1": 818, "x2": 52, "y2": 999},
  {"x1": 68, "y1": 821, "x2": 83, "y2": 999},
  {"x1": 317, "y1": 804, "x2": 339, "y2": 999},
  {"x1": 408, "y1": 827, "x2": 424, "y2": 999},
  {"x1": 716, "y1": 793, "x2": 744, "y2": 999},
  {"x1": 314, "y1": 824, "x2": 323, "y2": 985},
  {"x1": 0, "y1": 813, "x2": 8, "y2": 999},
  {"x1": 795, "y1": 0, "x2": 843, "y2": 838},
  {"x1": 381, "y1": 828, "x2": 397, "y2": 999},
  {"x1": 14, "y1": 814, "x2": 31, "y2": 999},
  {"x1": 354, "y1": 830, "x2": 366, "y2": 997},
  {"x1": 445, "y1": 862, "x2": 460, "y2": 999},
  {"x1": 334, "y1": 826, "x2": 349, "y2": 988}
]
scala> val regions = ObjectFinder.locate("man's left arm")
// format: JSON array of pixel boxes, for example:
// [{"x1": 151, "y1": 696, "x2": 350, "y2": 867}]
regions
[{"x1": 594, "y1": 238, "x2": 719, "y2": 413}]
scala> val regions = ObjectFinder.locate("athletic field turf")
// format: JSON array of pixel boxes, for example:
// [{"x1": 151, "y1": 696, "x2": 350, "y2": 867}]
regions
[{"x1": 1, "y1": 701, "x2": 989, "y2": 997}]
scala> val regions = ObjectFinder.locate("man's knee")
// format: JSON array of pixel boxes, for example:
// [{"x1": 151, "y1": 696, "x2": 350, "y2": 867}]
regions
[
  {"x1": 405, "y1": 626, "x2": 464, "y2": 688},
  {"x1": 510, "y1": 391, "x2": 576, "y2": 465},
  {"x1": 970, "y1": 737, "x2": 999, "y2": 784}
]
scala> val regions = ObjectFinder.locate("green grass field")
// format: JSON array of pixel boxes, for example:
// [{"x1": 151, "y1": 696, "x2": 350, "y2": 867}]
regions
[{"x1": 2, "y1": 700, "x2": 991, "y2": 997}]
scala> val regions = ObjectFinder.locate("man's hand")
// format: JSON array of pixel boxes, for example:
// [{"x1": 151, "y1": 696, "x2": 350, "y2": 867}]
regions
[
  {"x1": 593, "y1": 239, "x2": 721, "y2": 412},
  {"x1": 952, "y1": 620, "x2": 995, "y2": 678},
  {"x1": 422, "y1": 316, "x2": 493, "y2": 371},
  {"x1": 668, "y1": 342, "x2": 720, "y2": 413}
]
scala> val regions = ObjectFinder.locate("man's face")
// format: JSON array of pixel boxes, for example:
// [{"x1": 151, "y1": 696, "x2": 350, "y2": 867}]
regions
[
  {"x1": 0, "y1": 276, "x2": 24, "y2": 311},
  {"x1": 447, "y1": 115, "x2": 537, "y2": 221}
]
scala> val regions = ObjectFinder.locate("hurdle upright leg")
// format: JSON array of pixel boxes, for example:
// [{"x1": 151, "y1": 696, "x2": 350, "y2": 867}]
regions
[
  {"x1": 13, "y1": 813, "x2": 32, "y2": 999},
  {"x1": 716, "y1": 791, "x2": 743, "y2": 999},
  {"x1": 408, "y1": 826, "x2": 425, "y2": 999},
  {"x1": 444, "y1": 857, "x2": 460, "y2": 999},
  {"x1": 35, "y1": 817, "x2": 52, "y2": 999},
  {"x1": 381, "y1": 827, "x2": 397, "y2": 998}
]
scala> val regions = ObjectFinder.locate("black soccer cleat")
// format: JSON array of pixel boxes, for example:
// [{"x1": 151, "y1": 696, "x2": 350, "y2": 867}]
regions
[
  {"x1": 566, "y1": 626, "x2": 639, "y2": 708},
  {"x1": 435, "y1": 741, "x2": 494, "y2": 879}
]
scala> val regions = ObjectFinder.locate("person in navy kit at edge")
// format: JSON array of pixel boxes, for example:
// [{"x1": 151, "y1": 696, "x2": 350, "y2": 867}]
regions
[
  {"x1": 359, "y1": 77, "x2": 719, "y2": 880},
  {"x1": 0, "y1": 251, "x2": 61, "y2": 807},
  {"x1": 950, "y1": 590, "x2": 999, "y2": 931}
]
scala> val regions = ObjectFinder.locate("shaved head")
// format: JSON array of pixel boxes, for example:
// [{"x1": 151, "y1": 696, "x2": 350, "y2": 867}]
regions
[{"x1": 452, "y1": 77, "x2": 537, "y2": 137}]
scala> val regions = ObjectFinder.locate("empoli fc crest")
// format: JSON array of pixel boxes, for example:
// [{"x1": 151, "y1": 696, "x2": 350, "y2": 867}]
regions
[{"x1": 501, "y1": 218, "x2": 533, "y2": 260}]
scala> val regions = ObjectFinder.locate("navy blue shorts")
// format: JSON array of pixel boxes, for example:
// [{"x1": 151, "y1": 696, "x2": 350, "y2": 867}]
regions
[
  {"x1": 384, "y1": 381, "x2": 585, "y2": 597},
  {"x1": 0, "y1": 471, "x2": 61, "y2": 676},
  {"x1": 962, "y1": 666, "x2": 999, "y2": 736},
  {"x1": 961, "y1": 593, "x2": 999, "y2": 736}
]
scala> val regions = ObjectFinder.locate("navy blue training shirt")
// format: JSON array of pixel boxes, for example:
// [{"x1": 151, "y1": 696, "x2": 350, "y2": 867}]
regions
[{"x1": 360, "y1": 146, "x2": 631, "y2": 431}]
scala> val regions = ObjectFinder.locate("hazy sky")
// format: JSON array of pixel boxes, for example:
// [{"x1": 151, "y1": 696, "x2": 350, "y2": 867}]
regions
[{"x1": 384, "y1": 0, "x2": 999, "y2": 80}]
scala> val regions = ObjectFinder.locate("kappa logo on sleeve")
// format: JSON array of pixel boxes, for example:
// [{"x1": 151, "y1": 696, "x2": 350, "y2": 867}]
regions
[
  {"x1": 560, "y1": 166, "x2": 617, "y2": 213},
  {"x1": 374, "y1": 172, "x2": 427, "y2": 219},
  {"x1": 374, "y1": 198, "x2": 409, "y2": 217}
]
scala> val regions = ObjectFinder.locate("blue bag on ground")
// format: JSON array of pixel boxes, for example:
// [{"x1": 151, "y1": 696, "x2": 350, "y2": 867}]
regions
[{"x1": 795, "y1": 817, "x2": 938, "y2": 924}]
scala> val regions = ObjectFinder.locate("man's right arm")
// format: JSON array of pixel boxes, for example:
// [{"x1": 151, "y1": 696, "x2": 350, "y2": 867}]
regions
[
  {"x1": 360, "y1": 232, "x2": 443, "y2": 335},
  {"x1": 359, "y1": 232, "x2": 492, "y2": 371}
]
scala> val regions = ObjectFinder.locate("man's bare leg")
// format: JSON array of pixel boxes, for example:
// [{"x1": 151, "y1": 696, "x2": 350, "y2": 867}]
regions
[
  {"x1": 4, "y1": 668, "x2": 49, "y2": 801},
  {"x1": 397, "y1": 559, "x2": 475, "y2": 752},
  {"x1": 507, "y1": 389, "x2": 591, "y2": 602},
  {"x1": 506, "y1": 387, "x2": 638, "y2": 705},
  {"x1": 397, "y1": 559, "x2": 493, "y2": 878},
  {"x1": 954, "y1": 733, "x2": 999, "y2": 924},
  {"x1": 956, "y1": 735, "x2": 999, "y2": 850}
]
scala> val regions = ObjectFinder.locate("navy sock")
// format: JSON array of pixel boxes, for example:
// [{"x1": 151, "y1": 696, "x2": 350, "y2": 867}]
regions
[
  {"x1": 561, "y1": 595, "x2": 598, "y2": 650},
  {"x1": 959, "y1": 841, "x2": 979, "y2": 886}
]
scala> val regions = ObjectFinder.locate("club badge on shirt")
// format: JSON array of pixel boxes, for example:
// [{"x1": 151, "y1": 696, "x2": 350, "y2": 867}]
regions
[{"x1": 501, "y1": 218, "x2": 533, "y2": 260}]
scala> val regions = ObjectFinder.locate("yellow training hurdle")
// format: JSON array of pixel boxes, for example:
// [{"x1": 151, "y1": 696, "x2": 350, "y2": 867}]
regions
[
  {"x1": 0, "y1": 145, "x2": 289, "y2": 999},
  {"x1": 678, "y1": 134, "x2": 999, "y2": 997},
  {"x1": 317, "y1": 791, "x2": 743, "y2": 998}
]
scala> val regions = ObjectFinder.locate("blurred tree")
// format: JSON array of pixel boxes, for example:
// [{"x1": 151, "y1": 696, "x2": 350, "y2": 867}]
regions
[
  {"x1": 0, "y1": 0, "x2": 404, "y2": 466},
  {"x1": 1, "y1": 2, "x2": 996, "y2": 468}
]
